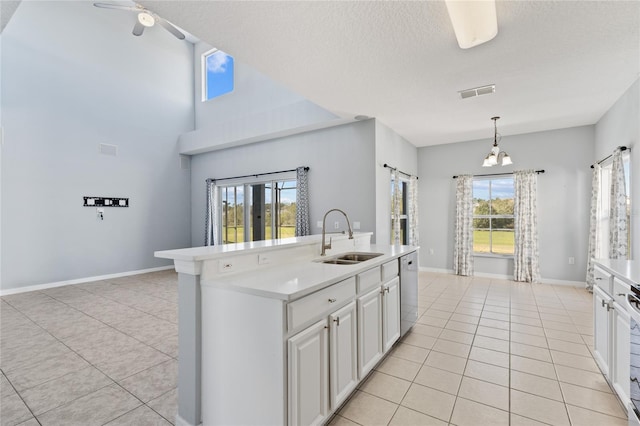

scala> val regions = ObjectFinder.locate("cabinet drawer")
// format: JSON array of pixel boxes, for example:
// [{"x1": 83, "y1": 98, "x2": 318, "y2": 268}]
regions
[
  {"x1": 288, "y1": 277, "x2": 356, "y2": 332},
  {"x1": 381, "y1": 260, "x2": 399, "y2": 282},
  {"x1": 357, "y1": 267, "x2": 381, "y2": 293},
  {"x1": 613, "y1": 277, "x2": 629, "y2": 307},
  {"x1": 594, "y1": 266, "x2": 613, "y2": 295}
]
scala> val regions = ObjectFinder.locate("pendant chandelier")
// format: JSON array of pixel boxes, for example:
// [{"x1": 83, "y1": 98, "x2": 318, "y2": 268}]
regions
[{"x1": 482, "y1": 116, "x2": 513, "y2": 167}]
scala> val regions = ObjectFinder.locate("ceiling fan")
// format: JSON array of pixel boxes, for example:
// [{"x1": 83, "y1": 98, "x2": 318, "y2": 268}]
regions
[{"x1": 93, "y1": 2, "x2": 186, "y2": 40}]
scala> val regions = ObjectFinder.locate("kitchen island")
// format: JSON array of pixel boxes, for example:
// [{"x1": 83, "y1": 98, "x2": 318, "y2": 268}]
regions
[{"x1": 155, "y1": 233, "x2": 418, "y2": 426}]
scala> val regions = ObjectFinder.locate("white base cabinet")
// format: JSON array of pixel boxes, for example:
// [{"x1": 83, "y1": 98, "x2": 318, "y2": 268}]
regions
[
  {"x1": 592, "y1": 264, "x2": 631, "y2": 409},
  {"x1": 201, "y1": 256, "x2": 408, "y2": 426}
]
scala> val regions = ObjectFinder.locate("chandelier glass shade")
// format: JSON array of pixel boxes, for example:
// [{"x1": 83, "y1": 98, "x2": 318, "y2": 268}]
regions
[{"x1": 482, "y1": 116, "x2": 512, "y2": 167}]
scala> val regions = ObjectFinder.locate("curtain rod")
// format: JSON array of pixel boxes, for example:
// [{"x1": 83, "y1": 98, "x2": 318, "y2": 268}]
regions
[
  {"x1": 452, "y1": 170, "x2": 545, "y2": 179},
  {"x1": 207, "y1": 166, "x2": 309, "y2": 183},
  {"x1": 383, "y1": 163, "x2": 418, "y2": 179},
  {"x1": 590, "y1": 146, "x2": 629, "y2": 169}
]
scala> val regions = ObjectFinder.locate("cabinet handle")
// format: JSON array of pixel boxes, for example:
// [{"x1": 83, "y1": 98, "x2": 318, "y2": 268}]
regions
[
  {"x1": 328, "y1": 298, "x2": 337, "y2": 303},
  {"x1": 618, "y1": 293, "x2": 626, "y2": 297},
  {"x1": 595, "y1": 277, "x2": 602, "y2": 280},
  {"x1": 333, "y1": 317, "x2": 340, "y2": 326},
  {"x1": 602, "y1": 299, "x2": 606, "y2": 308},
  {"x1": 606, "y1": 303, "x2": 613, "y2": 312}
]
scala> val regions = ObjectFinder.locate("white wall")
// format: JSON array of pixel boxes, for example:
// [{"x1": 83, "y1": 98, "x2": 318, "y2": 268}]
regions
[
  {"x1": 374, "y1": 120, "x2": 418, "y2": 245},
  {"x1": 1, "y1": 2, "x2": 194, "y2": 291},
  {"x1": 190, "y1": 120, "x2": 376, "y2": 246},
  {"x1": 178, "y1": 41, "x2": 338, "y2": 155},
  {"x1": 418, "y1": 125, "x2": 594, "y2": 282},
  {"x1": 595, "y1": 79, "x2": 640, "y2": 259}
]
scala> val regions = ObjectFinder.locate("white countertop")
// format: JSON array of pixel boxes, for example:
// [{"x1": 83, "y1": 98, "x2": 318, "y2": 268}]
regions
[
  {"x1": 201, "y1": 243, "x2": 417, "y2": 301},
  {"x1": 155, "y1": 233, "x2": 371, "y2": 262},
  {"x1": 594, "y1": 259, "x2": 640, "y2": 286}
]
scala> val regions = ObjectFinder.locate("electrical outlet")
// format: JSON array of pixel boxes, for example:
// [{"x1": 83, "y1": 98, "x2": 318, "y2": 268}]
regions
[
  {"x1": 258, "y1": 254, "x2": 270, "y2": 265},
  {"x1": 353, "y1": 221, "x2": 361, "y2": 230},
  {"x1": 317, "y1": 221, "x2": 323, "y2": 228},
  {"x1": 219, "y1": 260, "x2": 234, "y2": 272},
  {"x1": 568, "y1": 257, "x2": 575, "y2": 265},
  {"x1": 334, "y1": 221, "x2": 340, "y2": 230}
]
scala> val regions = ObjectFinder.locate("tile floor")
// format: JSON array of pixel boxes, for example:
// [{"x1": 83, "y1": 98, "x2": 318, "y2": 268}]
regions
[
  {"x1": 0, "y1": 270, "x2": 628, "y2": 425},
  {"x1": 1, "y1": 270, "x2": 178, "y2": 426},
  {"x1": 331, "y1": 272, "x2": 628, "y2": 426}
]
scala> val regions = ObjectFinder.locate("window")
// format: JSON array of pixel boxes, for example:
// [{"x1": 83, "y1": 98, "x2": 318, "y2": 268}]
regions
[
  {"x1": 472, "y1": 178, "x2": 515, "y2": 255},
  {"x1": 202, "y1": 49, "x2": 234, "y2": 101},
  {"x1": 220, "y1": 179, "x2": 297, "y2": 244},
  {"x1": 390, "y1": 178, "x2": 409, "y2": 244}
]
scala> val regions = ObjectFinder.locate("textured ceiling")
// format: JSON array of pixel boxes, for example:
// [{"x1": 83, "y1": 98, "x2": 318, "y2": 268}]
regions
[{"x1": 126, "y1": 1, "x2": 640, "y2": 146}]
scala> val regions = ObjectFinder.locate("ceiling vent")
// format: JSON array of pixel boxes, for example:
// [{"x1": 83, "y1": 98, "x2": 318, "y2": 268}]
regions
[
  {"x1": 459, "y1": 84, "x2": 495, "y2": 99},
  {"x1": 99, "y1": 143, "x2": 118, "y2": 156}
]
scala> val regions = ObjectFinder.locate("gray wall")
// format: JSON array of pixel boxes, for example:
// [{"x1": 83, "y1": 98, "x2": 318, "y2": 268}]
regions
[
  {"x1": 190, "y1": 120, "x2": 376, "y2": 246},
  {"x1": 1, "y1": 2, "x2": 194, "y2": 291},
  {"x1": 595, "y1": 79, "x2": 639, "y2": 259},
  {"x1": 179, "y1": 42, "x2": 338, "y2": 154},
  {"x1": 374, "y1": 120, "x2": 418, "y2": 245},
  {"x1": 418, "y1": 125, "x2": 594, "y2": 282}
]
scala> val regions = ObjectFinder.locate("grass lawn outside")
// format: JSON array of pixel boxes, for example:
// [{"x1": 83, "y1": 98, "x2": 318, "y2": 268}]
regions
[{"x1": 473, "y1": 230, "x2": 514, "y2": 255}]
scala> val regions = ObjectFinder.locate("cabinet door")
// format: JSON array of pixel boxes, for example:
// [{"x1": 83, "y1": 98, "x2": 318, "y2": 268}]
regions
[
  {"x1": 612, "y1": 301, "x2": 630, "y2": 404},
  {"x1": 357, "y1": 288, "x2": 383, "y2": 379},
  {"x1": 593, "y1": 285, "x2": 611, "y2": 376},
  {"x1": 288, "y1": 319, "x2": 329, "y2": 426},
  {"x1": 329, "y1": 301, "x2": 358, "y2": 409},
  {"x1": 383, "y1": 277, "x2": 401, "y2": 353}
]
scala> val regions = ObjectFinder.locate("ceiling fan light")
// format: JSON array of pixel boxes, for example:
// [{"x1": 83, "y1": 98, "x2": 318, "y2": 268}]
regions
[
  {"x1": 445, "y1": 0, "x2": 498, "y2": 49},
  {"x1": 501, "y1": 153, "x2": 513, "y2": 166},
  {"x1": 137, "y1": 11, "x2": 155, "y2": 27}
]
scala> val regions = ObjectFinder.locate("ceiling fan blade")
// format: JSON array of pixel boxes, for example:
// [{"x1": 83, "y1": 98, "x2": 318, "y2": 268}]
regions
[
  {"x1": 157, "y1": 18, "x2": 186, "y2": 40},
  {"x1": 93, "y1": 2, "x2": 139, "y2": 12},
  {"x1": 132, "y1": 21, "x2": 145, "y2": 36}
]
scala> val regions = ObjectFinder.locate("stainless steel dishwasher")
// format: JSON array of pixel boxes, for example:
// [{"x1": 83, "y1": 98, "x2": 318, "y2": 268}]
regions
[{"x1": 399, "y1": 251, "x2": 418, "y2": 336}]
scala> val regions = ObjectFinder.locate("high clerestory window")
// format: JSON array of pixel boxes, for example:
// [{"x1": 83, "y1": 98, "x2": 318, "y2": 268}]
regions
[{"x1": 202, "y1": 48, "x2": 234, "y2": 101}]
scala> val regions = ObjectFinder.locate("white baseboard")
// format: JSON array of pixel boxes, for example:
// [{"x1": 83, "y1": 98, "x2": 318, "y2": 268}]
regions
[
  {"x1": 419, "y1": 266, "x2": 454, "y2": 274},
  {"x1": 419, "y1": 266, "x2": 587, "y2": 287},
  {"x1": 0, "y1": 265, "x2": 175, "y2": 296}
]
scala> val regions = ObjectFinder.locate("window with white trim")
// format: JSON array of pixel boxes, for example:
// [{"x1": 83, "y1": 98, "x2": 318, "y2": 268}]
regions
[
  {"x1": 472, "y1": 177, "x2": 515, "y2": 255},
  {"x1": 202, "y1": 48, "x2": 234, "y2": 101}
]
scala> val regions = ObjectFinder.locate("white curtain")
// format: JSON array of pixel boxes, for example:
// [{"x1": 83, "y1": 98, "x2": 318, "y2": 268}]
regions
[
  {"x1": 514, "y1": 170, "x2": 540, "y2": 283},
  {"x1": 392, "y1": 170, "x2": 401, "y2": 245},
  {"x1": 295, "y1": 167, "x2": 311, "y2": 236},
  {"x1": 586, "y1": 165, "x2": 600, "y2": 290},
  {"x1": 204, "y1": 179, "x2": 219, "y2": 246},
  {"x1": 408, "y1": 176, "x2": 419, "y2": 246},
  {"x1": 609, "y1": 148, "x2": 628, "y2": 259},
  {"x1": 454, "y1": 175, "x2": 474, "y2": 276}
]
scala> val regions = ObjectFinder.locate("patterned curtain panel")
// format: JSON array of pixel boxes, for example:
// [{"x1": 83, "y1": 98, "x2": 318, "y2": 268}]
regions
[
  {"x1": 295, "y1": 167, "x2": 311, "y2": 236},
  {"x1": 204, "y1": 180, "x2": 219, "y2": 246},
  {"x1": 392, "y1": 170, "x2": 401, "y2": 245},
  {"x1": 454, "y1": 175, "x2": 474, "y2": 276},
  {"x1": 609, "y1": 149, "x2": 628, "y2": 259},
  {"x1": 514, "y1": 170, "x2": 541, "y2": 283},
  {"x1": 408, "y1": 176, "x2": 420, "y2": 246},
  {"x1": 586, "y1": 165, "x2": 601, "y2": 290}
]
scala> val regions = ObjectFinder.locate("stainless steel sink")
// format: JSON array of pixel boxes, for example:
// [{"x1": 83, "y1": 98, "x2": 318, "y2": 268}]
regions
[
  {"x1": 336, "y1": 252, "x2": 383, "y2": 262},
  {"x1": 318, "y1": 252, "x2": 384, "y2": 265}
]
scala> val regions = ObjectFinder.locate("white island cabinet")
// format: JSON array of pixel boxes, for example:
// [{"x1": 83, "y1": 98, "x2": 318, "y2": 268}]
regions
[{"x1": 155, "y1": 233, "x2": 417, "y2": 426}]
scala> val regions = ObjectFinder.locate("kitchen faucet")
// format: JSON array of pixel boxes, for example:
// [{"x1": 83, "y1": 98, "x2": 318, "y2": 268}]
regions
[{"x1": 321, "y1": 208, "x2": 354, "y2": 256}]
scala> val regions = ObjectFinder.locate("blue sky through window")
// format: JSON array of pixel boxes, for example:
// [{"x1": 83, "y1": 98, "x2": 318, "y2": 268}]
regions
[
  {"x1": 473, "y1": 178, "x2": 514, "y2": 199},
  {"x1": 205, "y1": 50, "x2": 234, "y2": 101}
]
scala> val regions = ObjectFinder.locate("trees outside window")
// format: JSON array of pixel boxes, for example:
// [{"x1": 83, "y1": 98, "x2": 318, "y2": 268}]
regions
[{"x1": 473, "y1": 178, "x2": 514, "y2": 255}]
